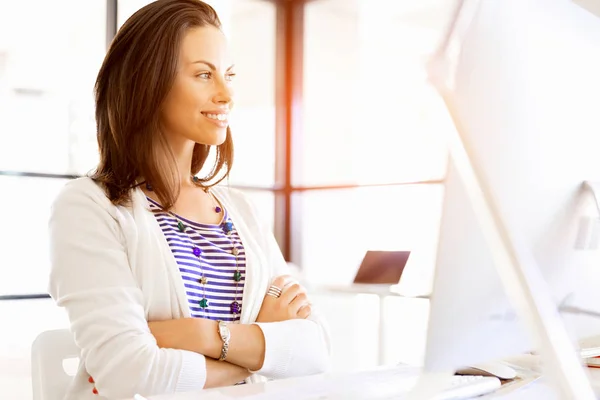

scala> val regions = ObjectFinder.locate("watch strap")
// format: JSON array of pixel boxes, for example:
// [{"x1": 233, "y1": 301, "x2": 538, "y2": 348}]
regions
[{"x1": 217, "y1": 320, "x2": 230, "y2": 361}]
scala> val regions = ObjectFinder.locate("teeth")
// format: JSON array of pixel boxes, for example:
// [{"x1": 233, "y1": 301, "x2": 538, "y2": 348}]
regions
[{"x1": 205, "y1": 113, "x2": 227, "y2": 121}]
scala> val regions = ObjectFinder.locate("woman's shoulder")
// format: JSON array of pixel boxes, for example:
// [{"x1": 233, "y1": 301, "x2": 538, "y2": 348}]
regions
[{"x1": 52, "y1": 177, "x2": 114, "y2": 214}]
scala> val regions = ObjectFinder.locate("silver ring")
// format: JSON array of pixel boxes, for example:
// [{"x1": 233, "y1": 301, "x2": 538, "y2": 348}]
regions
[{"x1": 267, "y1": 285, "x2": 282, "y2": 298}]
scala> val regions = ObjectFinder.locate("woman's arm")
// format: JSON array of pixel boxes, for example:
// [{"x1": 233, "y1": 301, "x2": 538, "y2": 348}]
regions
[
  {"x1": 150, "y1": 291, "x2": 330, "y2": 379},
  {"x1": 233, "y1": 187, "x2": 332, "y2": 378},
  {"x1": 150, "y1": 269, "x2": 330, "y2": 379},
  {"x1": 204, "y1": 359, "x2": 252, "y2": 388},
  {"x1": 209, "y1": 188, "x2": 334, "y2": 378},
  {"x1": 149, "y1": 318, "x2": 267, "y2": 371},
  {"x1": 149, "y1": 275, "x2": 313, "y2": 372},
  {"x1": 48, "y1": 181, "x2": 238, "y2": 398},
  {"x1": 251, "y1": 229, "x2": 333, "y2": 379}
]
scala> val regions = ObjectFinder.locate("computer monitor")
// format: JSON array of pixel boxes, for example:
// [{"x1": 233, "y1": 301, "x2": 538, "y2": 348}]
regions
[{"x1": 413, "y1": 0, "x2": 600, "y2": 398}]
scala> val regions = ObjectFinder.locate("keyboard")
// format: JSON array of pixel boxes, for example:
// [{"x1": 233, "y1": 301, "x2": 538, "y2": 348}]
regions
[
  {"x1": 337, "y1": 366, "x2": 502, "y2": 399},
  {"x1": 243, "y1": 365, "x2": 503, "y2": 400},
  {"x1": 429, "y1": 374, "x2": 503, "y2": 399}
]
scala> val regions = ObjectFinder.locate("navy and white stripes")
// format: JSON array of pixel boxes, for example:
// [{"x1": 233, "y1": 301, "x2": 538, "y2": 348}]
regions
[{"x1": 147, "y1": 197, "x2": 245, "y2": 323}]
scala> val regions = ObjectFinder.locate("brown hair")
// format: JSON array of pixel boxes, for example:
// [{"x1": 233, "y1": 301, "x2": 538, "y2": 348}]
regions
[{"x1": 91, "y1": 0, "x2": 233, "y2": 209}]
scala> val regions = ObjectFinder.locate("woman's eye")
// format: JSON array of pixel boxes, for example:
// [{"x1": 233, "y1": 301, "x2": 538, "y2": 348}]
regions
[
  {"x1": 225, "y1": 73, "x2": 236, "y2": 82},
  {"x1": 197, "y1": 72, "x2": 211, "y2": 79}
]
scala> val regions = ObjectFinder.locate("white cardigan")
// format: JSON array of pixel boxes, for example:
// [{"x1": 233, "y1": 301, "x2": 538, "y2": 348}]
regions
[{"x1": 48, "y1": 178, "x2": 331, "y2": 400}]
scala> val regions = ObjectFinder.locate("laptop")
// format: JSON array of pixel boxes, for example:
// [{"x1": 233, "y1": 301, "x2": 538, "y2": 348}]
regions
[
  {"x1": 318, "y1": 250, "x2": 411, "y2": 295},
  {"x1": 353, "y1": 250, "x2": 411, "y2": 285}
]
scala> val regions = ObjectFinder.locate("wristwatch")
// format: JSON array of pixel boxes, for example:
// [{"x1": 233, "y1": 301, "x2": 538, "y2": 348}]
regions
[{"x1": 217, "y1": 320, "x2": 231, "y2": 361}]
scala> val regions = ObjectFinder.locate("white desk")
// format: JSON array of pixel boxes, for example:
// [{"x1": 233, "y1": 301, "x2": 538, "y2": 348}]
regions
[{"x1": 143, "y1": 366, "x2": 600, "y2": 400}]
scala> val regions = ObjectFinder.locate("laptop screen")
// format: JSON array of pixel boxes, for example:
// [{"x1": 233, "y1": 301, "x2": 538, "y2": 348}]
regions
[{"x1": 353, "y1": 251, "x2": 411, "y2": 284}]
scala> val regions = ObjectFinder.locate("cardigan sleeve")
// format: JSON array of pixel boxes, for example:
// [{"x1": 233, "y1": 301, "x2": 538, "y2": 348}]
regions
[
  {"x1": 253, "y1": 231, "x2": 333, "y2": 379},
  {"x1": 227, "y1": 189, "x2": 333, "y2": 379},
  {"x1": 48, "y1": 180, "x2": 207, "y2": 399}
]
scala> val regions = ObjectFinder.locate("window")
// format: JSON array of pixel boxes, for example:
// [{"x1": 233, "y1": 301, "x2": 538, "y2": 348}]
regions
[
  {"x1": 0, "y1": 0, "x2": 106, "y2": 175},
  {"x1": 294, "y1": 185, "x2": 443, "y2": 294},
  {"x1": 223, "y1": 0, "x2": 276, "y2": 188},
  {"x1": 298, "y1": 0, "x2": 452, "y2": 186},
  {"x1": 0, "y1": 0, "x2": 106, "y2": 296},
  {"x1": 0, "y1": 176, "x2": 70, "y2": 295},
  {"x1": 291, "y1": 0, "x2": 455, "y2": 290},
  {"x1": 117, "y1": 0, "x2": 153, "y2": 27}
]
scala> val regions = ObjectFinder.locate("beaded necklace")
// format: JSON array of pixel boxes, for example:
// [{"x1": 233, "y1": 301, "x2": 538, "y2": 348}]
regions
[{"x1": 144, "y1": 177, "x2": 243, "y2": 316}]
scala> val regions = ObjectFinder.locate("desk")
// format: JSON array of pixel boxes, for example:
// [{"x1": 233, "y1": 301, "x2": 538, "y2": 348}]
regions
[
  {"x1": 313, "y1": 284, "x2": 429, "y2": 365},
  {"x1": 486, "y1": 368, "x2": 600, "y2": 399},
  {"x1": 143, "y1": 366, "x2": 600, "y2": 399}
]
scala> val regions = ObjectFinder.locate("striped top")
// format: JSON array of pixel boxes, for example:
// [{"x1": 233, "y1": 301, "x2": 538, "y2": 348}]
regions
[{"x1": 147, "y1": 197, "x2": 246, "y2": 323}]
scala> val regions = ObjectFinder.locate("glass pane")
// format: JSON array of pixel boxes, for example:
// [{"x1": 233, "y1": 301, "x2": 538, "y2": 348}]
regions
[
  {"x1": 117, "y1": 0, "x2": 153, "y2": 27},
  {"x1": 295, "y1": 184, "x2": 444, "y2": 295},
  {"x1": 0, "y1": 176, "x2": 69, "y2": 295},
  {"x1": 298, "y1": 0, "x2": 455, "y2": 186},
  {"x1": 213, "y1": 0, "x2": 277, "y2": 187},
  {"x1": 118, "y1": 0, "x2": 276, "y2": 187},
  {"x1": 0, "y1": 0, "x2": 105, "y2": 175}
]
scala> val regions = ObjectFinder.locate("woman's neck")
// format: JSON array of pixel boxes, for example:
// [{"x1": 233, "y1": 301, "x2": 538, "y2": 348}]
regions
[{"x1": 171, "y1": 138, "x2": 197, "y2": 188}]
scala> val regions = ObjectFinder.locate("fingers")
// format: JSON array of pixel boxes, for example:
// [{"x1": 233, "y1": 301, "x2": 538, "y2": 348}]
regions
[
  {"x1": 270, "y1": 275, "x2": 293, "y2": 290},
  {"x1": 280, "y1": 283, "x2": 304, "y2": 305},
  {"x1": 289, "y1": 292, "x2": 309, "y2": 314},
  {"x1": 296, "y1": 304, "x2": 312, "y2": 319},
  {"x1": 265, "y1": 275, "x2": 293, "y2": 302}
]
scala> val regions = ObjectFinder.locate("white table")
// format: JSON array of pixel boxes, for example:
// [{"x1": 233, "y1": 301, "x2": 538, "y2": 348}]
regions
[{"x1": 142, "y1": 365, "x2": 600, "y2": 400}]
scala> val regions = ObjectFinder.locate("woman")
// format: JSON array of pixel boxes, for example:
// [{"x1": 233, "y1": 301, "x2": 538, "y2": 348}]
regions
[{"x1": 48, "y1": 1, "x2": 331, "y2": 399}]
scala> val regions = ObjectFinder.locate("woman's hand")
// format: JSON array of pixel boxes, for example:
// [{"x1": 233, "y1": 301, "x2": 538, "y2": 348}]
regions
[{"x1": 256, "y1": 275, "x2": 312, "y2": 323}]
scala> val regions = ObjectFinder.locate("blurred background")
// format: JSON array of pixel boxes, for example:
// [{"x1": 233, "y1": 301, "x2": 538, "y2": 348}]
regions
[{"x1": 0, "y1": 0, "x2": 460, "y2": 398}]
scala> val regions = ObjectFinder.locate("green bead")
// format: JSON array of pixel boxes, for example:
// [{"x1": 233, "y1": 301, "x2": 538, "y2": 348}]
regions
[
  {"x1": 199, "y1": 298, "x2": 208, "y2": 308},
  {"x1": 177, "y1": 221, "x2": 186, "y2": 232},
  {"x1": 233, "y1": 271, "x2": 242, "y2": 282}
]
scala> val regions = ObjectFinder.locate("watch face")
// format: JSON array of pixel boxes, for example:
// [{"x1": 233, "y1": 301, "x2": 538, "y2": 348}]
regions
[{"x1": 219, "y1": 322, "x2": 230, "y2": 340}]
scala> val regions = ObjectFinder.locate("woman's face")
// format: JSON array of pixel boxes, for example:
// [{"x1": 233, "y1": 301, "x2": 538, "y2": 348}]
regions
[{"x1": 160, "y1": 25, "x2": 235, "y2": 148}]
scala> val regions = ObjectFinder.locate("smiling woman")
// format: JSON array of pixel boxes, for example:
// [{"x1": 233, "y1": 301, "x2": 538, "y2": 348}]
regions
[
  {"x1": 116, "y1": 0, "x2": 278, "y2": 189},
  {"x1": 161, "y1": 29, "x2": 236, "y2": 147},
  {"x1": 92, "y1": 1, "x2": 235, "y2": 210},
  {"x1": 47, "y1": 1, "x2": 331, "y2": 399}
]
